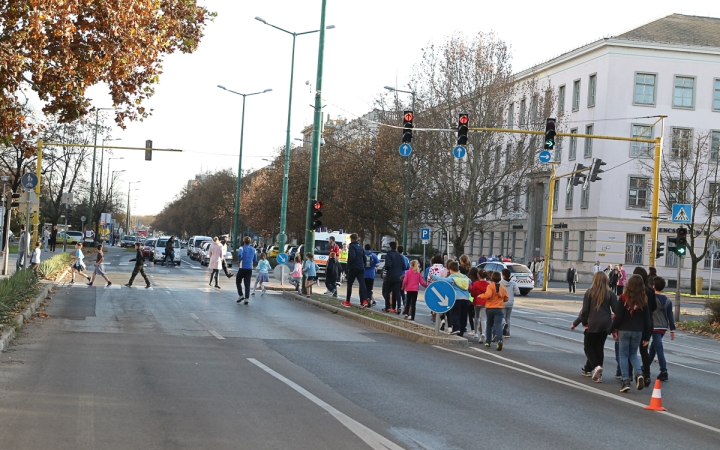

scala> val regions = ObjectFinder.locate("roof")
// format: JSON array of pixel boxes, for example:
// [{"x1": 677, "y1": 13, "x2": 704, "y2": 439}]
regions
[{"x1": 614, "y1": 14, "x2": 720, "y2": 47}]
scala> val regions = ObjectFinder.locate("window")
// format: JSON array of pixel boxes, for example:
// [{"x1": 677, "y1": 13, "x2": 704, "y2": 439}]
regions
[
  {"x1": 625, "y1": 234, "x2": 644, "y2": 265},
  {"x1": 666, "y1": 236, "x2": 679, "y2": 268},
  {"x1": 572, "y1": 79, "x2": 580, "y2": 111},
  {"x1": 558, "y1": 85, "x2": 566, "y2": 116},
  {"x1": 519, "y1": 98, "x2": 526, "y2": 128},
  {"x1": 584, "y1": 124, "x2": 594, "y2": 158},
  {"x1": 554, "y1": 137, "x2": 563, "y2": 162},
  {"x1": 634, "y1": 73, "x2": 656, "y2": 105},
  {"x1": 511, "y1": 232, "x2": 517, "y2": 257},
  {"x1": 513, "y1": 186, "x2": 520, "y2": 211},
  {"x1": 628, "y1": 177, "x2": 649, "y2": 209},
  {"x1": 668, "y1": 179, "x2": 689, "y2": 204},
  {"x1": 712, "y1": 131, "x2": 720, "y2": 161},
  {"x1": 704, "y1": 240, "x2": 720, "y2": 269},
  {"x1": 673, "y1": 76, "x2": 695, "y2": 109},
  {"x1": 588, "y1": 74, "x2": 597, "y2": 107},
  {"x1": 581, "y1": 184, "x2": 590, "y2": 208},
  {"x1": 553, "y1": 181, "x2": 559, "y2": 210},
  {"x1": 530, "y1": 95, "x2": 538, "y2": 123},
  {"x1": 563, "y1": 231, "x2": 569, "y2": 261},
  {"x1": 631, "y1": 124, "x2": 653, "y2": 157},
  {"x1": 578, "y1": 231, "x2": 585, "y2": 262},
  {"x1": 500, "y1": 232, "x2": 505, "y2": 255},
  {"x1": 508, "y1": 103, "x2": 515, "y2": 128},
  {"x1": 502, "y1": 187, "x2": 509, "y2": 213},
  {"x1": 709, "y1": 182, "x2": 720, "y2": 214},
  {"x1": 569, "y1": 128, "x2": 578, "y2": 160},
  {"x1": 506, "y1": 143, "x2": 512, "y2": 166},
  {"x1": 671, "y1": 127, "x2": 692, "y2": 159},
  {"x1": 489, "y1": 232, "x2": 495, "y2": 255},
  {"x1": 714, "y1": 79, "x2": 720, "y2": 111},
  {"x1": 494, "y1": 146, "x2": 501, "y2": 173},
  {"x1": 566, "y1": 180, "x2": 574, "y2": 210}
]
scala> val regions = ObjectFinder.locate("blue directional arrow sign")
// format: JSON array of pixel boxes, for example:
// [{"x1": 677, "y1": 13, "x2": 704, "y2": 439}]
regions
[
  {"x1": 425, "y1": 281, "x2": 456, "y2": 314},
  {"x1": 21, "y1": 173, "x2": 38, "y2": 190},
  {"x1": 399, "y1": 143, "x2": 412, "y2": 157},
  {"x1": 538, "y1": 150, "x2": 552, "y2": 163},
  {"x1": 671, "y1": 204, "x2": 692, "y2": 224},
  {"x1": 453, "y1": 145, "x2": 466, "y2": 159},
  {"x1": 420, "y1": 227, "x2": 431, "y2": 241},
  {"x1": 276, "y1": 253, "x2": 288, "y2": 264}
]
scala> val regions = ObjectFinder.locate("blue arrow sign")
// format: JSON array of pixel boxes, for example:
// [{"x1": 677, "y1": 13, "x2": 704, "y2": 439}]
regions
[
  {"x1": 538, "y1": 150, "x2": 552, "y2": 163},
  {"x1": 453, "y1": 145, "x2": 466, "y2": 159},
  {"x1": 671, "y1": 204, "x2": 692, "y2": 224},
  {"x1": 21, "y1": 173, "x2": 38, "y2": 190},
  {"x1": 399, "y1": 143, "x2": 412, "y2": 157},
  {"x1": 420, "y1": 227, "x2": 431, "y2": 241},
  {"x1": 425, "y1": 281, "x2": 456, "y2": 314},
  {"x1": 276, "y1": 253, "x2": 288, "y2": 264}
]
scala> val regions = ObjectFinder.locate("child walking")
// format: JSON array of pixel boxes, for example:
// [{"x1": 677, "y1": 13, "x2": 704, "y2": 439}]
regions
[
  {"x1": 500, "y1": 268, "x2": 520, "y2": 338},
  {"x1": 70, "y1": 243, "x2": 90, "y2": 283},
  {"x1": 302, "y1": 252, "x2": 318, "y2": 297},
  {"x1": 87, "y1": 244, "x2": 112, "y2": 287},
  {"x1": 402, "y1": 260, "x2": 428, "y2": 321},
  {"x1": 431, "y1": 260, "x2": 472, "y2": 337},
  {"x1": 480, "y1": 271, "x2": 509, "y2": 350},
  {"x1": 253, "y1": 252, "x2": 271, "y2": 295},
  {"x1": 290, "y1": 255, "x2": 303, "y2": 293},
  {"x1": 30, "y1": 242, "x2": 42, "y2": 274},
  {"x1": 469, "y1": 268, "x2": 489, "y2": 342},
  {"x1": 649, "y1": 277, "x2": 675, "y2": 381}
]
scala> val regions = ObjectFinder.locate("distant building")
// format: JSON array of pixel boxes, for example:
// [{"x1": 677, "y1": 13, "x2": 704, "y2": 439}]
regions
[{"x1": 186, "y1": 173, "x2": 208, "y2": 192}]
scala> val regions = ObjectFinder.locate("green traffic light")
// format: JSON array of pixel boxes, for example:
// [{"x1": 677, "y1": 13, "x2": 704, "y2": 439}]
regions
[{"x1": 677, "y1": 246, "x2": 686, "y2": 255}]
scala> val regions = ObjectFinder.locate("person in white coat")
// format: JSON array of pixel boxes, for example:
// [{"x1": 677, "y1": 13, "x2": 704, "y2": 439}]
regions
[
  {"x1": 500, "y1": 268, "x2": 521, "y2": 338},
  {"x1": 207, "y1": 237, "x2": 224, "y2": 289}
]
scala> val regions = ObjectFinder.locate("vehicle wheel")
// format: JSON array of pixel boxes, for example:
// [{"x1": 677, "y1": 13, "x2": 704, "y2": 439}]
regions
[{"x1": 519, "y1": 289, "x2": 530, "y2": 296}]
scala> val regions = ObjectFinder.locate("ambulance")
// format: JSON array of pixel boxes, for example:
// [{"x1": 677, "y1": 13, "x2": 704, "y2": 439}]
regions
[{"x1": 311, "y1": 230, "x2": 353, "y2": 277}]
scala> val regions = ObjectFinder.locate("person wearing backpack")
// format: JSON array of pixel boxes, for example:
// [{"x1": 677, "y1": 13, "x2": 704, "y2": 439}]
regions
[
  {"x1": 480, "y1": 271, "x2": 509, "y2": 350},
  {"x1": 431, "y1": 260, "x2": 471, "y2": 336},
  {"x1": 649, "y1": 276, "x2": 675, "y2": 381},
  {"x1": 363, "y1": 244, "x2": 380, "y2": 307},
  {"x1": 341, "y1": 233, "x2": 369, "y2": 308}
]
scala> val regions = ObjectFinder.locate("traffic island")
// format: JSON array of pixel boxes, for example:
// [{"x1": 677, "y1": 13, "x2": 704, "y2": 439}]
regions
[{"x1": 281, "y1": 291, "x2": 468, "y2": 346}]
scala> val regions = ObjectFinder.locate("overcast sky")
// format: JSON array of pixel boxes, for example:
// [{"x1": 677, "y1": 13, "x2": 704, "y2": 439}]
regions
[{"x1": 82, "y1": 0, "x2": 718, "y2": 216}]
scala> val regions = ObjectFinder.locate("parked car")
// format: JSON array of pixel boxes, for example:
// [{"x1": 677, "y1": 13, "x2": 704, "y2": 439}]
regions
[
  {"x1": 153, "y1": 236, "x2": 181, "y2": 265},
  {"x1": 266, "y1": 245, "x2": 280, "y2": 258},
  {"x1": 199, "y1": 241, "x2": 233, "y2": 267},
  {"x1": 187, "y1": 235, "x2": 211, "y2": 260},
  {"x1": 180, "y1": 239, "x2": 188, "y2": 249},
  {"x1": 58, "y1": 230, "x2": 83, "y2": 244},
  {"x1": 120, "y1": 235, "x2": 137, "y2": 248},
  {"x1": 375, "y1": 252, "x2": 386, "y2": 275},
  {"x1": 142, "y1": 238, "x2": 157, "y2": 259},
  {"x1": 287, "y1": 246, "x2": 298, "y2": 260},
  {"x1": 406, "y1": 253, "x2": 432, "y2": 272},
  {"x1": 477, "y1": 261, "x2": 534, "y2": 296}
]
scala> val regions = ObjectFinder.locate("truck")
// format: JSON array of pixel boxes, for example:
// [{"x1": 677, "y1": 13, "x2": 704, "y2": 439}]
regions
[{"x1": 310, "y1": 231, "x2": 353, "y2": 278}]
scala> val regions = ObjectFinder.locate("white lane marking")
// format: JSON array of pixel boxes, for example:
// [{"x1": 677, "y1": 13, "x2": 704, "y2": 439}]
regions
[
  {"x1": 189, "y1": 313, "x2": 199, "y2": 320},
  {"x1": 667, "y1": 341, "x2": 720, "y2": 356},
  {"x1": 670, "y1": 362, "x2": 720, "y2": 376},
  {"x1": 118, "y1": 263, "x2": 129, "y2": 266},
  {"x1": 208, "y1": 330, "x2": 225, "y2": 340},
  {"x1": 174, "y1": 299, "x2": 182, "y2": 305},
  {"x1": 247, "y1": 358, "x2": 403, "y2": 450},
  {"x1": 165, "y1": 291, "x2": 171, "y2": 295},
  {"x1": 434, "y1": 346, "x2": 720, "y2": 435}
]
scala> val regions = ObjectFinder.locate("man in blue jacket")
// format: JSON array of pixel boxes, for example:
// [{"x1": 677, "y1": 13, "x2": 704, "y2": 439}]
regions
[
  {"x1": 363, "y1": 244, "x2": 380, "y2": 307},
  {"x1": 382, "y1": 241, "x2": 404, "y2": 313},
  {"x1": 341, "y1": 233, "x2": 369, "y2": 308}
]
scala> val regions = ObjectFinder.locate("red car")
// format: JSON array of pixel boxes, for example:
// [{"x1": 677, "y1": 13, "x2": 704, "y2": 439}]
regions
[{"x1": 142, "y1": 238, "x2": 157, "y2": 259}]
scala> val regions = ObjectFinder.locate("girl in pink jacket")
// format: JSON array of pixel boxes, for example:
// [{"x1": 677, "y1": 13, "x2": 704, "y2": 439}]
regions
[{"x1": 402, "y1": 260, "x2": 428, "y2": 321}]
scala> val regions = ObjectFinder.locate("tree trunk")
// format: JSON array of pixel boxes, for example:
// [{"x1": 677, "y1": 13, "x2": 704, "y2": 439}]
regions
[{"x1": 690, "y1": 256, "x2": 699, "y2": 295}]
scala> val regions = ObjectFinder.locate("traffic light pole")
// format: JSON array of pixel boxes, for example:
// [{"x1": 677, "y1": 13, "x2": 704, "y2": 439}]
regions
[
  {"x1": 675, "y1": 254, "x2": 682, "y2": 322},
  {"x1": 649, "y1": 135, "x2": 663, "y2": 267},
  {"x1": 401, "y1": 93, "x2": 415, "y2": 250}
]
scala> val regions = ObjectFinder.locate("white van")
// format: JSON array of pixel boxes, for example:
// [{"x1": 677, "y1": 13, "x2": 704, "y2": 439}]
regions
[
  {"x1": 311, "y1": 231, "x2": 353, "y2": 277},
  {"x1": 188, "y1": 236, "x2": 212, "y2": 260}
]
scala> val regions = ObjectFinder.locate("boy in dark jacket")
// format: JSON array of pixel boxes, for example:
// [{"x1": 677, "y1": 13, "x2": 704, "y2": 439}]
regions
[
  {"x1": 126, "y1": 242, "x2": 151, "y2": 288},
  {"x1": 649, "y1": 277, "x2": 675, "y2": 381}
]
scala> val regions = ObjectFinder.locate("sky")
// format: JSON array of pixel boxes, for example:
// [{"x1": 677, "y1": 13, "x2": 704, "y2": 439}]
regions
[{"x1": 78, "y1": 0, "x2": 719, "y2": 215}]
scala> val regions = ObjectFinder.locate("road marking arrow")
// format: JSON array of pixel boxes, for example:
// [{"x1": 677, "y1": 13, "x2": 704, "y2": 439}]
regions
[{"x1": 431, "y1": 285, "x2": 449, "y2": 306}]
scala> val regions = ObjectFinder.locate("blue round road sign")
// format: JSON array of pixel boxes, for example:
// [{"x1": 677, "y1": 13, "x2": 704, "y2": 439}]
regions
[
  {"x1": 425, "y1": 281, "x2": 456, "y2": 314},
  {"x1": 21, "y1": 173, "x2": 38, "y2": 190},
  {"x1": 276, "y1": 253, "x2": 288, "y2": 264},
  {"x1": 538, "y1": 150, "x2": 552, "y2": 163},
  {"x1": 453, "y1": 145, "x2": 466, "y2": 159},
  {"x1": 399, "y1": 143, "x2": 412, "y2": 157}
]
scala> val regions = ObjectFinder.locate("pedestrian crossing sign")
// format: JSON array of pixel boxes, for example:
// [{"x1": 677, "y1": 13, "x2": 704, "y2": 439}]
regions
[{"x1": 671, "y1": 203, "x2": 692, "y2": 224}]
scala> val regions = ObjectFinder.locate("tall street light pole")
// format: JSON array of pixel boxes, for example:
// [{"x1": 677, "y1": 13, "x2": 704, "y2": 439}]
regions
[
  {"x1": 217, "y1": 85, "x2": 272, "y2": 250},
  {"x1": 126, "y1": 181, "x2": 140, "y2": 234},
  {"x1": 384, "y1": 86, "x2": 415, "y2": 250},
  {"x1": 99, "y1": 138, "x2": 121, "y2": 209},
  {"x1": 255, "y1": 17, "x2": 334, "y2": 254},
  {"x1": 107, "y1": 157, "x2": 124, "y2": 196},
  {"x1": 304, "y1": 0, "x2": 329, "y2": 256},
  {"x1": 89, "y1": 107, "x2": 115, "y2": 234}
]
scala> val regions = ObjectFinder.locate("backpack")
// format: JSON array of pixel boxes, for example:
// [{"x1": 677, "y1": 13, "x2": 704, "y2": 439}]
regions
[
  {"x1": 652, "y1": 294, "x2": 670, "y2": 330},
  {"x1": 364, "y1": 252, "x2": 374, "y2": 269}
]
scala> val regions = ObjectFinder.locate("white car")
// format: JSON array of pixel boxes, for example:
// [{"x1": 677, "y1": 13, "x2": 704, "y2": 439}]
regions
[
  {"x1": 477, "y1": 261, "x2": 534, "y2": 296},
  {"x1": 153, "y1": 236, "x2": 181, "y2": 265}
]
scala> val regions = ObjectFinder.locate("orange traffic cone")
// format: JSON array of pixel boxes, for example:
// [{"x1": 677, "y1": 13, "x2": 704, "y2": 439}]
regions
[{"x1": 645, "y1": 379, "x2": 667, "y2": 411}]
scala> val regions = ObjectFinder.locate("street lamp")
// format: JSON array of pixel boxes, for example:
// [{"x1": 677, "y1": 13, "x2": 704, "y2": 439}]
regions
[
  {"x1": 99, "y1": 139, "x2": 121, "y2": 201},
  {"x1": 217, "y1": 84, "x2": 272, "y2": 250},
  {"x1": 384, "y1": 86, "x2": 416, "y2": 250},
  {"x1": 107, "y1": 157, "x2": 124, "y2": 195},
  {"x1": 89, "y1": 107, "x2": 116, "y2": 234},
  {"x1": 0, "y1": 175, "x2": 9, "y2": 251},
  {"x1": 126, "y1": 181, "x2": 141, "y2": 234},
  {"x1": 255, "y1": 16, "x2": 335, "y2": 255}
]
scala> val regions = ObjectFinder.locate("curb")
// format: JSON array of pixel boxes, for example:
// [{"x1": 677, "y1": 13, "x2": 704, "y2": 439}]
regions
[
  {"x1": 0, "y1": 283, "x2": 52, "y2": 352},
  {"x1": 282, "y1": 292, "x2": 468, "y2": 346}
]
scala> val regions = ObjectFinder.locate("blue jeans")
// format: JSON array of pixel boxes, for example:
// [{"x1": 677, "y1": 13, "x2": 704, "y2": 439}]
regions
[
  {"x1": 618, "y1": 330, "x2": 643, "y2": 382},
  {"x1": 485, "y1": 308, "x2": 505, "y2": 343},
  {"x1": 16, "y1": 251, "x2": 25, "y2": 270},
  {"x1": 648, "y1": 331, "x2": 667, "y2": 373}
]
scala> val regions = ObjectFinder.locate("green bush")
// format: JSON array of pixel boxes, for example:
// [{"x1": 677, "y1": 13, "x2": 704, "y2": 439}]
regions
[
  {"x1": 37, "y1": 252, "x2": 72, "y2": 280},
  {"x1": 706, "y1": 298, "x2": 720, "y2": 324},
  {"x1": 0, "y1": 269, "x2": 41, "y2": 323}
]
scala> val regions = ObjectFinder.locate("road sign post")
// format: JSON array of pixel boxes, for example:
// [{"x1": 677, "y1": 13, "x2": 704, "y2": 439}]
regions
[{"x1": 420, "y1": 228, "x2": 430, "y2": 274}]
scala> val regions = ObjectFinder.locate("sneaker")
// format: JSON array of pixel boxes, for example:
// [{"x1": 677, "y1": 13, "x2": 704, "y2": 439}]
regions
[
  {"x1": 408, "y1": 318, "x2": 415, "y2": 321},
  {"x1": 381, "y1": 309, "x2": 389, "y2": 312},
  {"x1": 361, "y1": 300, "x2": 368, "y2": 308},
  {"x1": 215, "y1": 285, "x2": 221, "y2": 289},
  {"x1": 479, "y1": 334, "x2": 485, "y2": 344},
  {"x1": 503, "y1": 323, "x2": 509, "y2": 337},
  {"x1": 395, "y1": 310, "x2": 401, "y2": 315},
  {"x1": 237, "y1": 296, "x2": 245, "y2": 303},
  {"x1": 388, "y1": 309, "x2": 396, "y2": 313},
  {"x1": 448, "y1": 327, "x2": 453, "y2": 334},
  {"x1": 403, "y1": 314, "x2": 409, "y2": 319},
  {"x1": 581, "y1": 368, "x2": 592, "y2": 377},
  {"x1": 484, "y1": 342, "x2": 490, "y2": 348},
  {"x1": 106, "y1": 282, "x2": 112, "y2": 287},
  {"x1": 620, "y1": 381, "x2": 631, "y2": 393},
  {"x1": 341, "y1": 301, "x2": 351, "y2": 308},
  {"x1": 332, "y1": 290, "x2": 338, "y2": 298},
  {"x1": 497, "y1": 341, "x2": 503, "y2": 351},
  {"x1": 440, "y1": 319, "x2": 446, "y2": 331},
  {"x1": 636, "y1": 375, "x2": 645, "y2": 391},
  {"x1": 657, "y1": 371, "x2": 668, "y2": 382},
  {"x1": 251, "y1": 292, "x2": 255, "y2": 296},
  {"x1": 323, "y1": 290, "x2": 332, "y2": 295},
  {"x1": 450, "y1": 330, "x2": 459, "y2": 335},
  {"x1": 261, "y1": 287, "x2": 266, "y2": 295},
  {"x1": 124, "y1": 283, "x2": 132, "y2": 288},
  {"x1": 87, "y1": 282, "x2": 93, "y2": 286},
  {"x1": 594, "y1": 374, "x2": 603, "y2": 383},
  {"x1": 592, "y1": 366, "x2": 603, "y2": 382},
  {"x1": 468, "y1": 331, "x2": 475, "y2": 337},
  {"x1": 145, "y1": 284, "x2": 151, "y2": 289},
  {"x1": 644, "y1": 374, "x2": 651, "y2": 388},
  {"x1": 244, "y1": 299, "x2": 249, "y2": 304}
]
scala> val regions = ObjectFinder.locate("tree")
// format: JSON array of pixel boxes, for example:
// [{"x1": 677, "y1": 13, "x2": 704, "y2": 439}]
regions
[
  {"x1": 0, "y1": 0, "x2": 214, "y2": 157},
  {"x1": 639, "y1": 130, "x2": 720, "y2": 294}
]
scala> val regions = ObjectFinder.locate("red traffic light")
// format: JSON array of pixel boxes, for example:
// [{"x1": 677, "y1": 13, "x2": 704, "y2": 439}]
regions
[
  {"x1": 404, "y1": 112, "x2": 414, "y2": 122},
  {"x1": 459, "y1": 114, "x2": 469, "y2": 125},
  {"x1": 312, "y1": 200, "x2": 323, "y2": 210}
]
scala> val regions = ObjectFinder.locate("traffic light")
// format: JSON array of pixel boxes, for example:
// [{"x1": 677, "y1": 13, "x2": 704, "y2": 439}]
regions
[
  {"x1": 676, "y1": 227, "x2": 687, "y2": 256},
  {"x1": 656, "y1": 242, "x2": 665, "y2": 259},
  {"x1": 544, "y1": 118, "x2": 556, "y2": 150},
  {"x1": 589, "y1": 158, "x2": 606, "y2": 182},
  {"x1": 311, "y1": 200, "x2": 323, "y2": 229},
  {"x1": 457, "y1": 113, "x2": 469, "y2": 146},
  {"x1": 668, "y1": 237, "x2": 678, "y2": 255},
  {"x1": 402, "y1": 111, "x2": 413, "y2": 144},
  {"x1": 145, "y1": 139, "x2": 152, "y2": 161},
  {"x1": 569, "y1": 163, "x2": 587, "y2": 188},
  {"x1": 10, "y1": 192, "x2": 20, "y2": 208}
]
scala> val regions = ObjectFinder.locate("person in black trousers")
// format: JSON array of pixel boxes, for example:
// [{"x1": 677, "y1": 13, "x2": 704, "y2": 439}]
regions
[
  {"x1": 633, "y1": 266, "x2": 658, "y2": 386},
  {"x1": 126, "y1": 242, "x2": 151, "y2": 288},
  {"x1": 381, "y1": 241, "x2": 404, "y2": 313},
  {"x1": 341, "y1": 233, "x2": 369, "y2": 307},
  {"x1": 567, "y1": 263, "x2": 577, "y2": 293},
  {"x1": 49, "y1": 226, "x2": 58, "y2": 252}
]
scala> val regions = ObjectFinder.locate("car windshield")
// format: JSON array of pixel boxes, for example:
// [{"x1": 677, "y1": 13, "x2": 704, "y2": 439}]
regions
[
  {"x1": 123, "y1": 236, "x2": 135, "y2": 241},
  {"x1": 508, "y1": 264, "x2": 531, "y2": 274},
  {"x1": 314, "y1": 240, "x2": 330, "y2": 255}
]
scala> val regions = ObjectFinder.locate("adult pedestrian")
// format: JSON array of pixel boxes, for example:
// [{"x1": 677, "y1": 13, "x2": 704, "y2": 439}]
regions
[
  {"x1": 381, "y1": 241, "x2": 404, "y2": 313},
  {"x1": 126, "y1": 242, "x2": 151, "y2": 288},
  {"x1": 341, "y1": 233, "x2": 369, "y2": 308},
  {"x1": 649, "y1": 277, "x2": 675, "y2": 382},
  {"x1": 16, "y1": 224, "x2": 28, "y2": 270},
  {"x1": 633, "y1": 266, "x2": 657, "y2": 386},
  {"x1": 49, "y1": 226, "x2": 58, "y2": 253},
  {"x1": 43, "y1": 226, "x2": 50, "y2": 252},
  {"x1": 220, "y1": 237, "x2": 233, "y2": 278},
  {"x1": 162, "y1": 236, "x2": 175, "y2": 266},
  {"x1": 328, "y1": 236, "x2": 340, "y2": 260},
  {"x1": 478, "y1": 255, "x2": 487, "y2": 265},
  {"x1": 567, "y1": 263, "x2": 578, "y2": 293},
  {"x1": 609, "y1": 265, "x2": 620, "y2": 293},
  {"x1": 571, "y1": 271, "x2": 619, "y2": 383},
  {"x1": 536, "y1": 257, "x2": 545, "y2": 287},
  {"x1": 339, "y1": 242, "x2": 349, "y2": 279},
  {"x1": 324, "y1": 251, "x2": 342, "y2": 296},
  {"x1": 530, "y1": 257, "x2": 539, "y2": 284},
  {"x1": 647, "y1": 266, "x2": 657, "y2": 290},
  {"x1": 87, "y1": 244, "x2": 112, "y2": 287},
  {"x1": 363, "y1": 244, "x2": 380, "y2": 306},
  {"x1": 236, "y1": 236, "x2": 257, "y2": 304},
  {"x1": 608, "y1": 274, "x2": 651, "y2": 393},
  {"x1": 207, "y1": 237, "x2": 224, "y2": 289},
  {"x1": 593, "y1": 261, "x2": 602, "y2": 273},
  {"x1": 616, "y1": 263, "x2": 627, "y2": 296}
]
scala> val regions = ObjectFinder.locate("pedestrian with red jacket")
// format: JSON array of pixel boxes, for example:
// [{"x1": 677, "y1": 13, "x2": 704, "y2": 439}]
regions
[{"x1": 469, "y1": 268, "x2": 489, "y2": 342}]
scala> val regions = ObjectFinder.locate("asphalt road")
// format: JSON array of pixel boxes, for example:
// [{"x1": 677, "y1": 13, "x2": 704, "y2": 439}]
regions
[{"x1": 1, "y1": 246, "x2": 719, "y2": 449}]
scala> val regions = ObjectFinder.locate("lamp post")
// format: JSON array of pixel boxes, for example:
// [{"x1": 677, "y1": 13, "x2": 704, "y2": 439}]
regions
[
  {"x1": 0, "y1": 175, "x2": 9, "y2": 252},
  {"x1": 89, "y1": 108, "x2": 115, "y2": 234},
  {"x1": 217, "y1": 85, "x2": 272, "y2": 250},
  {"x1": 126, "y1": 181, "x2": 140, "y2": 234},
  {"x1": 384, "y1": 86, "x2": 416, "y2": 250},
  {"x1": 107, "y1": 158, "x2": 124, "y2": 196},
  {"x1": 99, "y1": 139, "x2": 121, "y2": 201},
  {"x1": 255, "y1": 16, "x2": 334, "y2": 255}
]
